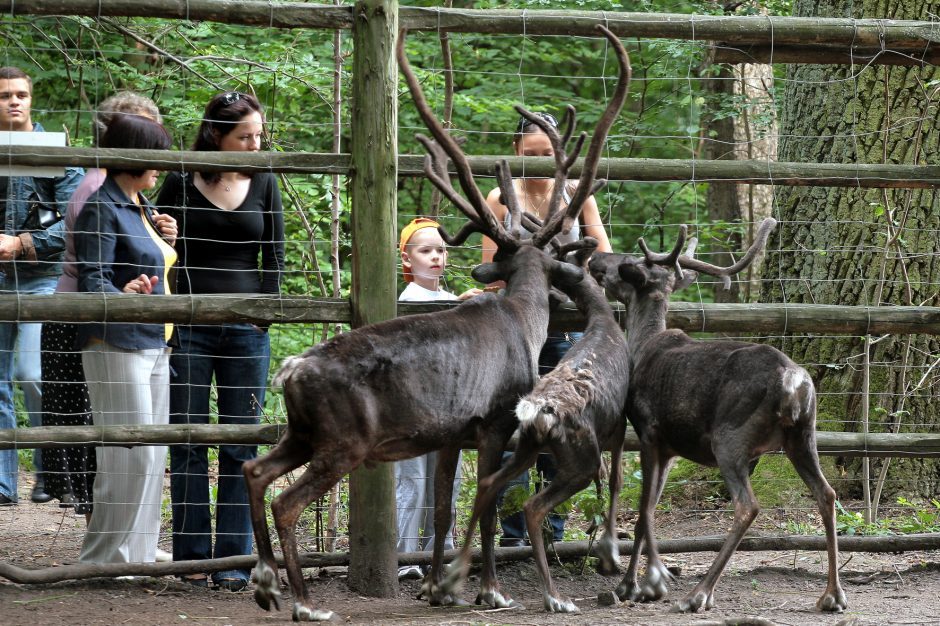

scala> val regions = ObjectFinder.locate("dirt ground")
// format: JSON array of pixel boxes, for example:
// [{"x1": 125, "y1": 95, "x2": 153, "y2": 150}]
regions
[{"x1": 2, "y1": 471, "x2": 939, "y2": 626}]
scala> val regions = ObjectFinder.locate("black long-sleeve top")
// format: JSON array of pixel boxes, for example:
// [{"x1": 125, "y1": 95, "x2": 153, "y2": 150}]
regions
[{"x1": 156, "y1": 171, "x2": 285, "y2": 295}]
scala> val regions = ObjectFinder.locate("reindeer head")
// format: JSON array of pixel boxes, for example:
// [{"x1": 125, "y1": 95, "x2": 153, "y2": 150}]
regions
[
  {"x1": 396, "y1": 25, "x2": 631, "y2": 291},
  {"x1": 590, "y1": 219, "x2": 777, "y2": 307}
]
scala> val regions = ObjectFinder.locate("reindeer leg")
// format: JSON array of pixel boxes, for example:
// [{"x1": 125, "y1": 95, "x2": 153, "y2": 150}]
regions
[
  {"x1": 617, "y1": 448, "x2": 674, "y2": 603},
  {"x1": 242, "y1": 438, "x2": 309, "y2": 613},
  {"x1": 421, "y1": 446, "x2": 464, "y2": 606},
  {"x1": 474, "y1": 428, "x2": 525, "y2": 609},
  {"x1": 438, "y1": 441, "x2": 538, "y2": 607},
  {"x1": 673, "y1": 452, "x2": 759, "y2": 613},
  {"x1": 526, "y1": 444, "x2": 597, "y2": 613},
  {"x1": 594, "y1": 442, "x2": 624, "y2": 577},
  {"x1": 272, "y1": 454, "x2": 360, "y2": 622},
  {"x1": 784, "y1": 427, "x2": 847, "y2": 613}
]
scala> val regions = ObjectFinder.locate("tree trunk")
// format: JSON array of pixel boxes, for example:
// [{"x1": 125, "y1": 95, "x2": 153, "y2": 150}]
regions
[{"x1": 761, "y1": 0, "x2": 940, "y2": 501}]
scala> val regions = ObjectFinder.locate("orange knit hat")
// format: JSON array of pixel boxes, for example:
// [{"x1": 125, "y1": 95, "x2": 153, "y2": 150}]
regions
[{"x1": 400, "y1": 217, "x2": 442, "y2": 283}]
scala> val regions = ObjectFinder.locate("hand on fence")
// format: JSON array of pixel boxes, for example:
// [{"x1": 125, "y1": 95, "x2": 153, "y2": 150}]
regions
[{"x1": 123, "y1": 274, "x2": 159, "y2": 294}]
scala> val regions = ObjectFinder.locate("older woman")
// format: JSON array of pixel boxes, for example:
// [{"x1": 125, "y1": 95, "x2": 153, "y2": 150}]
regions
[{"x1": 75, "y1": 113, "x2": 177, "y2": 564}]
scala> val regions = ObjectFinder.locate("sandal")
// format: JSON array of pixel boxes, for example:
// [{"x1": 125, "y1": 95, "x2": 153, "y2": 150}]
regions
[
  {"x1": 181, "y1": 574, "x2": 209, "y2": 588},
  {"x1": 215, "y1": 577, "x2": 248, "y2": 592}
]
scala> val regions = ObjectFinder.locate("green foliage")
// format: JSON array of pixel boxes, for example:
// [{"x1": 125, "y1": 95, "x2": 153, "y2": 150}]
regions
[{"x1": 836, "y1": 498, "x2": 940, "y2": 536}]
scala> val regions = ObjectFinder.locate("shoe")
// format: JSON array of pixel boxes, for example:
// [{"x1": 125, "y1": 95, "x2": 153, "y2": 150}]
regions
[
  {"x1": 59, "y1": 492, "x2": 77, "y2": 508},
  {"x1": 397, "y1": 565, "x2": 423, "y2": 581},
  {"x1": 30, "y1": 481, "x2": 53, "y2": 504},
  {"x1": 499, "y1": 538, "x2": 527, "y2": 548},
  {"x1": 155, "y1": 548, "x2": 172, "y2": 562},
  {"x1": 215, "y1": 577, "x2": 248, "y2": 592},
  {"x1": 0, "y1": 493, "x2": 16, "y2": 506},
  {"x1": 181, "y1": 574, "x2": 209, "y2": 588}
]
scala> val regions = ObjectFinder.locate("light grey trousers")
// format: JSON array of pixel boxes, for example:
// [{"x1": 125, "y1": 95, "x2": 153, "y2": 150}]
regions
[
  {"x1": 395, "y1": 451, "x2": 462, "y2": 553},
  {"x1": 79, "y1": 342, "x2": 169, "y2": 564}
]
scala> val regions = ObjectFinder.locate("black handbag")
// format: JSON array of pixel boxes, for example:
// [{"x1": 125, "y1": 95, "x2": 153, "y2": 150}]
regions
[{"x1": 20, "y1": 178, "x2": 62, "y2": 231}]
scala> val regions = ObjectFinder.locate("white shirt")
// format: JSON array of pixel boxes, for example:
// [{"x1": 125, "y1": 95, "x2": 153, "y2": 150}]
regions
[{"x1": 399, "y1": 282, "x2": 458, "y2": 302}]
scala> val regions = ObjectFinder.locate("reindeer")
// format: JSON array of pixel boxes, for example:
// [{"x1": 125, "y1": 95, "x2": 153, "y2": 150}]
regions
[
  {"x1": 439, "y1": 238, "x2": 630, "y2": 613},
  {"x1": 587, "y1": 218, "x2": 847, "y2": 614},
  {"x1": 241, "y1": 24, "x2": 629, "y2": 622}
]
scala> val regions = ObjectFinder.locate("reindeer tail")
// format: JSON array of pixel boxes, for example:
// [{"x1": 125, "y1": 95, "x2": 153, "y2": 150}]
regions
[
  {"x1": 516, "y1": 361, "x2": 596, "y2": 441},
  {"x1": 272, "y1": 355, "x2": 305, "y2": 389}
]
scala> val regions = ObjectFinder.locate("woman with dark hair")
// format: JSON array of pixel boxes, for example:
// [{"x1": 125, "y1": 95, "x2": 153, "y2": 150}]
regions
[
  {"x1": 483, "y1": 111, "x2": 612, "y2": 547},
  {"x1": 157, "y1": 91, "x2": 284, "y2": 591},
  {"x1": 74, "y1": 113, "x2": 178, "y2": 564},
  {"x1": 41, "y1": 93, "x2": 163, "y2": 520}
]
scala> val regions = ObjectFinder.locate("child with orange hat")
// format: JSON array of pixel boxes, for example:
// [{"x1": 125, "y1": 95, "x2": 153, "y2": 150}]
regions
[{"x1": 395, "y1": 218, "x2": 480, "y2": 580}]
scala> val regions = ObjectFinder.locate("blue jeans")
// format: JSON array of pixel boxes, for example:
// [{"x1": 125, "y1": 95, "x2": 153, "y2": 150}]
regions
[
  {"x1": 498, "y1": 332, "x2": 581, "y2": 542},
  {"x1": 0, "y1": 272, "x2": 54, "y2": 500},
  {"x1": 169, "y1": 324, "x2": 270, "y2": 580}
]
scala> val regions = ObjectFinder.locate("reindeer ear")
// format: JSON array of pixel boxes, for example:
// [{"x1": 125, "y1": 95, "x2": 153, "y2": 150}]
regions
[
  {"x1": 551, "y1": 259, "x2": 585, "y2": 289},
  {"x1": 618, "y1": 261, "x2": 650, "y2": 289},
  {"x1": 674, "y1": 269, "x2": 698, "y2": 292},
  {"x1": 471, "y1": 262, "x2": 503, "y2": 284}
]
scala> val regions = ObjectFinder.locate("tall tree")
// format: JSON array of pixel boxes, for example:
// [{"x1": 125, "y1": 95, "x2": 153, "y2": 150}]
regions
[{"x1": 762, "y1": 0, "x2": 940, "y2": 500}]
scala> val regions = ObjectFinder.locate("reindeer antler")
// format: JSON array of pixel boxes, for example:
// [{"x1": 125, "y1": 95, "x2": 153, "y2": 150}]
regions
[
  {"x1": 676, "y1": 218, "x2": 777, "y2": 290},
  {"x1": 398, "y1": 30, "x2": 521, "y2": 251},
  {"x1": 639, "y1": 225, "x2": 687, "y2": 282},
  {"x1": 531, "y1": 25, "x2": 632, "y2": 249}
]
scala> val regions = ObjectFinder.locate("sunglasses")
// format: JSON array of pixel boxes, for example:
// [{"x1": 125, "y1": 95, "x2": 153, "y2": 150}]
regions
[
  {"x1": 218, "y1": 91, "x2": 242, "y2": 108},
  {"x1": 516, "y1": 112, "x2": 559, "y2": 134}
]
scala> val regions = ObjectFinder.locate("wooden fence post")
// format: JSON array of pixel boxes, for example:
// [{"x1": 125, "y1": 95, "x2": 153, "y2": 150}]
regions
[{"x1": 347, "y1": 0, "x2": 399, "y2": 597}]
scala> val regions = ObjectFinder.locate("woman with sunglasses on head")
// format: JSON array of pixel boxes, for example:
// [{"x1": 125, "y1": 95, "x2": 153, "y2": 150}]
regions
[
  {"x1": 482, "y1": 111, "x2": 612, "y2": 548},
  {"x1": 156, "y1": 91, "x2": 285, "y2": 591}
]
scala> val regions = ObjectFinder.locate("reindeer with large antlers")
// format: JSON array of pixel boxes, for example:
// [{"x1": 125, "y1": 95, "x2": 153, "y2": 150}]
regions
[
  {"x1": 588, "y1": 218, "x2": 847, "y2": 614},
  {"x1": 242, "y1": 25, "x2": 630, "y2": 621},
  {"x1": 439, "y1": 239, "x2": 630, "y2": 613}
]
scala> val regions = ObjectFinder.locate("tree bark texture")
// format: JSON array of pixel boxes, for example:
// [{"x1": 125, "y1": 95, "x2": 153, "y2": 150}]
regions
[
  {"x1": 347, "y1": 0, "x2": 399, "y2": 598},
  {"x1": 762, "y1": 0, "x2": 940, "y2": 499}
]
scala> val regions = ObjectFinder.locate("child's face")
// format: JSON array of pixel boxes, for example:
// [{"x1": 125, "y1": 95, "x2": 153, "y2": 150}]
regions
[{"x1": 402, "y1": 227, "x2": 448, "y2": 283}]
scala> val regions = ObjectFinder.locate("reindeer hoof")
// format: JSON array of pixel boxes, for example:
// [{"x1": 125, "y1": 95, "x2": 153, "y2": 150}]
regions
[
  {"x1": 292, "y1": 602, "x2": 335, "y2": 621},
  {"x1": 594, "y1": 533, "x2": 621, "y2": 576},
  {"x1": 544, "y1": 594, "x2": 580, "y2": 613},
  {"x1": 476, "y1": 589, "x2": 522, "y2": 609},
  {"x1": 671, "y1": 589, "x2": 713, "y2": 613},
  {"x1": 252, "y1": 562, "x2": 281, "y2": 612},
  {"x1": 817, "y1": 588, "x2": 847, "y2": 613},
  {"x1": 637, "y1": 562, "x2": 673, "y2": 602}
]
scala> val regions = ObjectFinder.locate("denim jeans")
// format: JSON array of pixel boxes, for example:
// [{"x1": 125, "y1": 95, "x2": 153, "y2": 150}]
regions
[
  {"x1": 498, "y1": 332, "x2": 582, "y2": 542},
  {"x1": 169, "y1": 324, "x2": 270, "y2": 580},
  {"x1": 0, "y1": 271, "x2": 55, "y2": 500}
]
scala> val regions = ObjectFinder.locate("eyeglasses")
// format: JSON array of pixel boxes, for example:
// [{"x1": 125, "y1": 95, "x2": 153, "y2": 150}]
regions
[
  {"x1": 218, "y1": 91, "x2": 242, "y2": 107},
  {"x1": 516, "y1": 112, "x2": 559, "y2": 134}
]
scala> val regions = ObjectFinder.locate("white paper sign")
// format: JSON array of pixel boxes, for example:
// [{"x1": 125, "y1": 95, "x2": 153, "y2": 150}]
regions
[{"x1": 0, "y1": 131, "x2": 67, "y2": 177}]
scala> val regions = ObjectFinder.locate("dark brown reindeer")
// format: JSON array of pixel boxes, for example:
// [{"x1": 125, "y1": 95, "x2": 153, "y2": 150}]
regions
[
  {"x1": 241, "y1": 25, "x2": 628, "y2": 621},
  {"x1": 588, "y1": 218, "x2": 847, "y2": 614},
  {"x1": 439, "y1": 239, "x2": 630, "y2": 613}
]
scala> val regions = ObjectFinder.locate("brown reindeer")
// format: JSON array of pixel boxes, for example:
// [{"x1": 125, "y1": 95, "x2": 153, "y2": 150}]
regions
[
  {"x1": 439, "y1": 238, "x2": 630, "y2": 613},
  {"x1": 242, "y1": 25, "x2": 629, "y2": 621},
  {"x1": 588, "y1": 218, "x2": 847, "y2": 614}
]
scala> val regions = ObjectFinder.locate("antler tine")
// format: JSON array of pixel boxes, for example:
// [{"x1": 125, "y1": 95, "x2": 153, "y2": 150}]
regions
[
  {"x1": 560, "y1": 104, "x2": 577, "y2": 150},
  {"x1": 559, "y1": 237, "x2": 600, "y2": 269},
  {"x1": 415, "y1": 135, "x2": 483, "y2": 225},
  {"x1": 677, "y1": 218, "x2": 777, "y2": 290},
  {"x1": 495, "y1": 160, "x2": 525, "y2": 240},
  {"x1": 398, "y1": 30, "x2": 516, "y2": 250},
  {"x1": 639, "y1": 224, "x2": 687, "y2": 282},
  {"x1": 533, "y1": 25, "x2": 632, "y2": 248},
  {"x1": 438, "y1": 222, "x2": 483, "y2": 247}
]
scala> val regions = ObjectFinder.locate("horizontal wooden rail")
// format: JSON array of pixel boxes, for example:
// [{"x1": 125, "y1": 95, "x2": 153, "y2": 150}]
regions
[
  {"x1": 2, "y1": 294, "x2": 939, "y2": 336},
  {"x1": 2, "y1": 532, "x2": 938, "y2": 584},
  {"x1": 2, "y1": 1, "x2": 937, "y2": 67},
  {"x1": 5, "y1": 146, "x2": 940, "y2": 188},
  {"x1": 3, "y1": 425, "x2": 939, "y2": 458}
]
